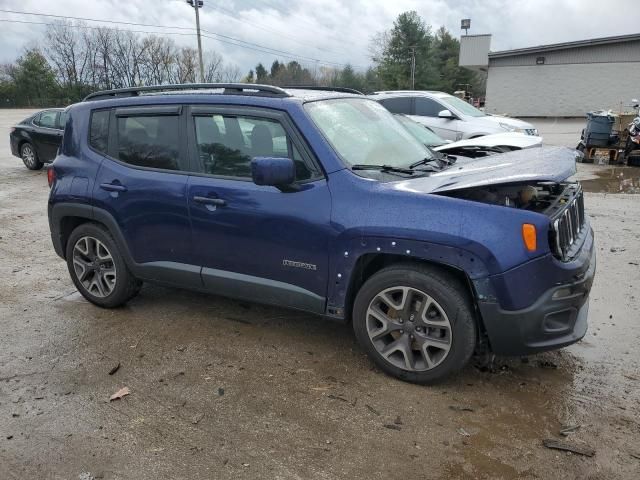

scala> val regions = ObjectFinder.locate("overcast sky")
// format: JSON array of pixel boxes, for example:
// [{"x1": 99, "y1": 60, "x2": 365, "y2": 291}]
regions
[{"x1": 1, "y1": 0, "x2": 637, "y2": 73}]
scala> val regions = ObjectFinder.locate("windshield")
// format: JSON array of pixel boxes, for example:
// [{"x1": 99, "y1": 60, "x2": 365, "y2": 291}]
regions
[
  {"x1": 305, "y1": 98, "x2": 434, "y2": 168},
  {"x1": 395, "y1": 115, "x2": 445, "y2": 147},
  {"x1": 440, "y1": 95, "x2": 485, "y2": 118}
]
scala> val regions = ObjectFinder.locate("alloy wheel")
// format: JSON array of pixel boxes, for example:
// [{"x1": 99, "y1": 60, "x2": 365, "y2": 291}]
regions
[
  {"x1": 21, "y1": 145, "x2": 36, "y2": 168},
  {"x1": 366, "y1": 286, "x2": 452, "y2": 371},
  {"x1": 72, "y1": 236, "x2": 117, "y2": 298}
]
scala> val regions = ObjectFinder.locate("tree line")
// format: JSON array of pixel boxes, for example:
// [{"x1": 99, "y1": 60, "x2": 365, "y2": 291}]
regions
[{"x1": 0, "y1": 11, "x2": 479, "y2": 108}]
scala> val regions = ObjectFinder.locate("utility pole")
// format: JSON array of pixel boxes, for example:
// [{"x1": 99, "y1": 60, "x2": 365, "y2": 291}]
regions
[
  {"x1": 187, "y1": 0, "x2": 205, "y2": 82},
  {"x1": 409, "y1": 45, "x2": 417, "y2": 90}
]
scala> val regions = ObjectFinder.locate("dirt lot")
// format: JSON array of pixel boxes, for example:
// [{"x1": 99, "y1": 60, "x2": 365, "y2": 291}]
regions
[{"x1": 1, "y1": 109, "x2": 639, "y2": 479}]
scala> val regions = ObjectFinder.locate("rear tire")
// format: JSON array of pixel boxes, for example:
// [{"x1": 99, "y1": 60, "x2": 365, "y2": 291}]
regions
[
  {"x1": 352, "y1": 264, "x2": 477, "y2": 384},
  {"x1": 21, "y1": 143, "x2": 43, "y2": 170},
  {"x1": 65, "y1": 223, "x2": 142, "y2": 308}
]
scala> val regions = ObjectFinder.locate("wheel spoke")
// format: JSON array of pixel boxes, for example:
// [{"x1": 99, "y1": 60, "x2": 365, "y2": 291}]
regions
[
  {"x1": 367, "y1": 305, "x2": 403, "y2": 340},
  {"x1": 380, "y1": 335, "x2": 414, "y2": 370}
]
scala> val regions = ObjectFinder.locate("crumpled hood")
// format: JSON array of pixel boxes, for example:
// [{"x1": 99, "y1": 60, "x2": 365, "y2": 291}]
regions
[
  {"x1": 433, "y1": 132, "x2": 542, "y2": 152},
  {"x1": 390, "y1": 146, "x2": 579, "y2": 193}
]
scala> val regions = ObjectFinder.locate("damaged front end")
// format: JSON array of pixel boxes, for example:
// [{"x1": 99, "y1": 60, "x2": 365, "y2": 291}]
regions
[{"x1": 442, "y1": 181, "x2": 587, "y2": 262}]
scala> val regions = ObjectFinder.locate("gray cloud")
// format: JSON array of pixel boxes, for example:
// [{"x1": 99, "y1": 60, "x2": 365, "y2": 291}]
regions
[{"x1": 0, "y1": 0, "x2": 637, "y2": 73}]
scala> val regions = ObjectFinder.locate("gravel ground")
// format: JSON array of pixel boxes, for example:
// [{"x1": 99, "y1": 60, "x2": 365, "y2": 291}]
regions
[{"x1": 1, "y1": 109, "x2": 639, "y2": 479}]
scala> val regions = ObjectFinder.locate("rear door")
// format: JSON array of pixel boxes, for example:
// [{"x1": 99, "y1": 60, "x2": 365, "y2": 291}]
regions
[
  {"x1": 410, "y1": 97, "x2": 463, "y2": 141},
  {"x1": 31, "y1": 110, "x2": 63, "y2": 161},
  {"x1": 185, "y1": 105, "x2": 331, "y2": 313},
  {"x1": 91, "y1": 105, "x2": 198, "y2": 286}
]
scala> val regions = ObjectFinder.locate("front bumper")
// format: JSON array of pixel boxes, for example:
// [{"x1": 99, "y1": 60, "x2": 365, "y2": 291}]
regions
[{"x1": 474, "y1": 231, "x2": 596, "y2": 356}]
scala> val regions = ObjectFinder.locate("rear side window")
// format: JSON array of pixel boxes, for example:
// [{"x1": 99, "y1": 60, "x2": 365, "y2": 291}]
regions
[
  {"x1": 35, "y1": 111, "x2": 58, "y2": 128},
  {"x1": 379, "y1": 97, "x2": 412, "y2": 115},
  {"x1": 116, "y1": 115, "x2": 180, "y2": 171},
  {"x1": 89, "y1": 110, "x2": 110, "y2": 154}
]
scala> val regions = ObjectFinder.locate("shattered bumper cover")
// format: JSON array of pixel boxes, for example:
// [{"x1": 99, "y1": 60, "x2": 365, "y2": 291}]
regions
[{"x1": 473, "y1": 227, "x2": 596, "y2": 356}]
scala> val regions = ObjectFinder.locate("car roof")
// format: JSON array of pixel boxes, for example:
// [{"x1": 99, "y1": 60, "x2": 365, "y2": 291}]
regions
[{"x1": 369, "y1": 91, "x2": 451, "y2": 99}]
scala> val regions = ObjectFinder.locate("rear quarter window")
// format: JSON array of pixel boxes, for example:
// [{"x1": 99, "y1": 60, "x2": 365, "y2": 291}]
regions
[{"x1": 89, "y1": 110, "x2": 110, "y2": 154}]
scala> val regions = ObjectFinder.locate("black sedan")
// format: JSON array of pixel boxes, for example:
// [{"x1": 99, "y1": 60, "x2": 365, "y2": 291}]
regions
[{"x1": 10, "y1": 108, "x2": 67, "y2": 170}]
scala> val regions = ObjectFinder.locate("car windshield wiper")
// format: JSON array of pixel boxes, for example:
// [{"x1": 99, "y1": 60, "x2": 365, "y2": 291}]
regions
[
  {"x1": 351, "y1": 164, "x2": 417, "y2": 175},
  {"x1": 408, "y1": 157, "x2": 443, "y2": 170}
]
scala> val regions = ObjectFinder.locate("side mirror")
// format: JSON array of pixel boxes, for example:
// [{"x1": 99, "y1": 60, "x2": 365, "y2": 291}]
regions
[
  {"x1": 438, "y1": 109, "x2": 454, "y2": 119},
  {"x1": 251, "y1": 157, "x2": 295, "y2": 187}
]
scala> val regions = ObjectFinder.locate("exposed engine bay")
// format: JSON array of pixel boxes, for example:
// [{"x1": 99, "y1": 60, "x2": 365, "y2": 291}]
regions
[{"x1": 443, "y1": 181, "x2": 580, "y2": 215}]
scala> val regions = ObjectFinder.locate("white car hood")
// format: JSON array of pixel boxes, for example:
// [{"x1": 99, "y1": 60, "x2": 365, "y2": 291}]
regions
[
  {"x1": 469, "y1": 114, "x2": 535, "y2": 131},
  {"x1": 433, "y1": 132, "x2": 542, "y2": 152}
]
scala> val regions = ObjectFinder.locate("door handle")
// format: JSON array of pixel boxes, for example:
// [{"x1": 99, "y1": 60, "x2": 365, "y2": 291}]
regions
[
  {"x1": 100, "y1": 183, "x2": 127, "y2": 192},
  {"x1": 193, "y1": 196, "x2": 226, "y2": 206}
]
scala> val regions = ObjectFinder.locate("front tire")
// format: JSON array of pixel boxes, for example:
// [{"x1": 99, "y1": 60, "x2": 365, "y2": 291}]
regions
[
  {"x1": 65, "y1": 223, "x2": 142, "y2": 308},
  {"x1": 21, "y1": 143, "x2": 43, "y2": 170},
  {"x1": 352, "y1": 264, "x2": 477, "y2": 384}
]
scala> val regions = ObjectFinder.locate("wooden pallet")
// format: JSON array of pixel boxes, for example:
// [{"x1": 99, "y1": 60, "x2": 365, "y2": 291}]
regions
[{"x1": 584, "y1": 147, "x2": 619, "y2": 164}]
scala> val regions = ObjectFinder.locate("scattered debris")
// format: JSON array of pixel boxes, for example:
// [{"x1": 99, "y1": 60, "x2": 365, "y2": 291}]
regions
[
  {"x1": 449, "y1": 405, "x2": 475, "y2": 412},
  {"x1": 6, "y1": 435, "x2": 13, "y2": 440},
  {"x1": 610, "y1": 247, "x2": 626, "y2": 253},
  {"x1": 542, "y1": 439, "x2": 595, "y2": 457},
  {"x1": 623, "y1": 374, "x2": 639, "y2": 381},
  {"x1": 394, "y1": 416, "x2": 403, "y2": 425},
  {"x1": 383, "y1": 424, "x2": 401, "y2": 431},
  {"x1": 176, "y1": 345, "x2": 186, "y2": 352},
  {"x1": 457, "y1": 428, "x2": 471, "y2": 437},
  {"x1": 537, "y1": 360, "x2": 558, "y2": 369},
  {"x1": 560, "y1": 425, "x2": 581, "y2": 436},
  {"x1": 192, "y1": 413, "x2": 204, "y2": 425},
  {"x1": 109, "y1": 387, "x2": 131, "y2": 401},
  {"x1": 365, "y1": 404, "x2": 380, "y2": 416},
  {"x1": 630, "y1": 452, "x2": 640, "y2": 460},
  {"x1": 218, "y1": 388, "x2": 225, "y2": 396},
  {"x1": 108, "y1": 362, "x2": 120, "y2": 375},
  {"x1": 327, "y1": 394, "x2": 349, "y2": 403}
]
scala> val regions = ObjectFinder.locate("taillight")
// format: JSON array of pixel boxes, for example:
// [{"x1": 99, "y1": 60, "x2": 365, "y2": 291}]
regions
[
  {"x1": 47, "y1": 167, "x2": 56, "y2": 188},
  {"x1": 10, "y1": 127, "x2": 15, "y2": 133}
]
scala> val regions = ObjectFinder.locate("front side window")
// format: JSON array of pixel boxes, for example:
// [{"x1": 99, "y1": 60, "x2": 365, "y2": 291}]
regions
[
  {"x1": 116, "y1": 115, "x2": 180, "y2": 170},
  {"x1": 35, "y1": 111, "x2": 58, "y2": 128},
  {"x1": 194, "y1": 114, "x2": 315, "y2": 180},
  {"x1": 305, "y1": 98, "x2": 433, "y2": 168},
  {"x1": 89, "y1": 110, "x2": 110, "y2": 154},
  {"x1": 414, "y1": 98, "x2": 444, "y2": 117}
]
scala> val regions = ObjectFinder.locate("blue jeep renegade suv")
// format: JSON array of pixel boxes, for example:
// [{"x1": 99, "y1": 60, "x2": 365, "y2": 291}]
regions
[{"x1": 48, "y1": 84, "x2": 595, "y2": 383}]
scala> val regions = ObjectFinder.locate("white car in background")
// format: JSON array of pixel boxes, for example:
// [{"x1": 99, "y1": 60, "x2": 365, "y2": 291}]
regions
[
  {"x1": 372, "y1": 90, "x2": 539, "y2": 141},
  {"x1": 394, "y1": 114, "x2": 542, "y2": 158}
]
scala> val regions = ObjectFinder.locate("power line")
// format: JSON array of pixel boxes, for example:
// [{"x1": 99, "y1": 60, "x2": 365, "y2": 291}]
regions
[
  {"x1": 200, "y1": 3, "x2": 342, "y2": 56},
  {"x1": 0, "y1": 8, "x2": 365, "y2": 69},
  {"x1": 0, "y1": 17, "x2": 349, "y2": 70}
]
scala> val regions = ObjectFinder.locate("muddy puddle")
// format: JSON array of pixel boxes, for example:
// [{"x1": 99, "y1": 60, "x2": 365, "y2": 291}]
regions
[{"x1": 580, "y1": 165, "x2": 640, "y2": 193}]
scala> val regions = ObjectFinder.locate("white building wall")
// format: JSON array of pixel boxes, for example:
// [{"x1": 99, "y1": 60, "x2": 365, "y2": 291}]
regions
[{"x1": 485, "y1": 62, "x2": 640, "y2": 117}]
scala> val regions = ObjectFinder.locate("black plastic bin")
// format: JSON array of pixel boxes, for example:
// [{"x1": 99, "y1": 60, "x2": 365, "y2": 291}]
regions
[{"x1": 584, "y1": 111, "x2": 615, "y2": 147}]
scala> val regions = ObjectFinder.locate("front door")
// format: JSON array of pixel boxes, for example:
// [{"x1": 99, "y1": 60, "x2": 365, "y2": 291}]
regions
[
  {"x1": 91, "y1": 106, "x2": 197, "y2": 285},
  {"x1": 186, "y1": 106, "x2": 331, "y2": 313},
  {"x1": 410, "y1": 97, "x2": 462, "y2": 141}
]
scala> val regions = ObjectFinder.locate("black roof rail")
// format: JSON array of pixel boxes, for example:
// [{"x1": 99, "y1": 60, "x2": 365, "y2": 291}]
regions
[
  {"x1": 83, "y1": 83, "x2": 291, "y2": 101},
  {"x1": 283, "y1": 85, "x2": 364, "y2": 95}
]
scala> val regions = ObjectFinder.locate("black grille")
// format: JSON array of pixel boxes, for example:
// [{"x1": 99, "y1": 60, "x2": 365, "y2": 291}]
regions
[{"x1": 551, "y1": 187, "x2": 585, "y2": 261}]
